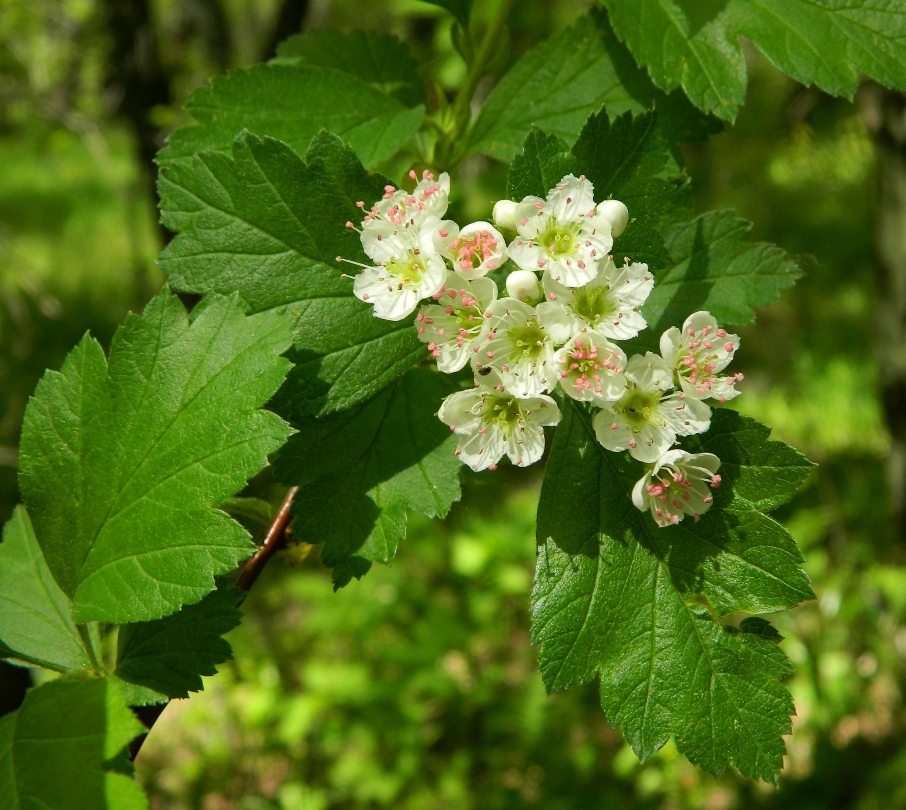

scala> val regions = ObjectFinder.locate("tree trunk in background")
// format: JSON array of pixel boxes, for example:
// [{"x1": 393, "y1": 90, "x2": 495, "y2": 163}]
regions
[
  {"x1": 866, "y1": 88, "x2": 906, "y2": 540},
  {"x1": 263, "y1": 0, "x2": 311, "y2": 60}
]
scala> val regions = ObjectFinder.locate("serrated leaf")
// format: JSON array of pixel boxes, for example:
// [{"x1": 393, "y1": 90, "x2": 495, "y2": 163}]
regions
[
  {"x1": 0, "y1": 506, "x2": 89, "y2": 673},
  {"x1": 159, "y1": 131, "x2": 425, "y2": 416},
  {"x1": 531, "y1": 403, "x2": 811, "y2": 781},
  {"x1": 19, "y1": 290, "x2": 294, "y2": 624},
  {"x1": 505, "y1": 130, "x2": 577, "y2": 202},
  {"x1": 631, "y1": 210, "x2": 803, "y2": 351},
  {"x1": 274, "y1": 368, "x2": 461, "y2": 588},
  {"x1": 159, "y1": 41, "x2": 425, "y2": 170},
  {"x1": 469, "y1": 9, "x2": 718, "y2": 164},
  {"x1": 115, "y1": 584, "x2": 243, "y2": 702},
  {"x1": 0, "y1": 678, "x2": 147, "y2": 809},
  {"x1": 601, "y1": 0, "x2": 906, "y2": 121},
  {"x1": 275, "y1": 29, "x2": 426, "y2": 108}
]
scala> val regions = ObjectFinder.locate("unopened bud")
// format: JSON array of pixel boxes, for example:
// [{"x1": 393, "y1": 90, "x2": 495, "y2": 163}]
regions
[
  {"x1": 506, "y1": 270, "x2": 542, "y2": 304},
  {"x1": 595, "y1": 199, "x2": 629, "y2": 238},
  {"x1": 493, "y1": 199, "x2": 518, "y2": 231}
]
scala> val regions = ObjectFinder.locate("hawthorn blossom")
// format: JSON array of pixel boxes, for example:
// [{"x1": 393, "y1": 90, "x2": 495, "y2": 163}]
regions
[
  {"x1": 592, "y1": 353, "x2": 711, "y2": 463},
  {"x1": 415, "y1": 275, "x2": 498, "y2": 372},
  {"x1": 472, "y1": 298, "x2": 571, "y2": 398},
  {"x1": 508, "y1": 174, "x2": 613, "y2": 287},
  {"x1": 431, "y1": 220, "x2": 507, "y2": 280},
  {"x1": 554, "y1": 333, "x2": 626, "y2": 406},
  {"x1": 659, "y1": 311, "x2": 742, "y2": 402},
  {"x1": 359, "y1": 170, "x2": 450, "y2": 241},
  {"x1": 596, "y1": 199, "x2": 629, "y2": 238},
  {"x1": 632, "y1": 450, "x2": 722, "y2": 527},
  {"x1": 492, "y1": 199, "x2": 518, "y2": 231},
  {"x1": 352, "y1": 225, "x2": 446, "y2": 321},
  {"x1": 543, "y1": 256, "x2": 653, "y2": 341},
  {"x1": 438, "y1": 381, "x2": 561, "y2": 470},
  {"x1": 505, "y1": 270, "x2": 542, "y2": 304}
]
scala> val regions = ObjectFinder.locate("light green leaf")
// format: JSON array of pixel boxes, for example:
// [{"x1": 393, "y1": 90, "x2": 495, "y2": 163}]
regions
[
  {"x1": 532, "y1": 404, "x2": 811, "y2": 781},
  {"x1": 19, "y1": 289, "x2": 294, "y2": 624},
  {"x1": 631, "y1": 210, "x2": 803, "y2": 350},
  {"x1": 601, "y1": 0, "x2": 906, "y2": 120},
  {"x1": 0, "y1": 678, "x2": 147, "y2": 809},
  {"x1": 274, "y1": 28, "x2": 426, "y2": 108},
  {"x1": 159, "y1": 36, "x2": 425, "y2": 171},
  {"x1": 159, "y1": 131, "x2": 425, "y2": 416},
  {"x1": 0, "y1": 506, "x2": 89, "y2": 673},
  {"x1": 469, "y1": 9, "x2": 718, "y2": 164},
  {"x1": 115, "y1": 584, "x2": 243, "y2": 702},
  {"x1": 274, "y1": 368, "x2": 461, "y2": 588}
]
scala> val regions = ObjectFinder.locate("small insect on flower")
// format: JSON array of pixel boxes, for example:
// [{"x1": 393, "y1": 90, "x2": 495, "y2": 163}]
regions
[{"x1": 632, "y1": 450, "x2": 722, "y2": 527}]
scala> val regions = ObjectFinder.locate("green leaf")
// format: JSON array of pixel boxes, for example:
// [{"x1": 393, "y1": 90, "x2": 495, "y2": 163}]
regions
[
  {"x1": 0, "y1": 678, "x2": 147, "y2": 809},
  {"x1": 159, "y1": 131, "x2": 425, "y2": 416},
  {"x1": 531, "y1": 403, "x2": 811, "y2": 781},
  {"x1": 0, "y1": 506, "x2": 89, "y2": 673},
  {"x1": 158, "y1": 41, "x2": 425, "y2": 171},
  {"x1": 115, "y1": 584, "x2": 243, "y2": 702},
  {"x1": 601, "y1": 0, "x2": 906, "y2": 121},
  {"x1": 419, "y1": 0, "x2": 471, "y2": 28},
  {"x1": 19, "y1": 289, "x2": 294, "y2": 624},
  {"x1": 508, "y1": 110, "x2": 690, "y2": 269},
  {"x1": 274, "y1": 368, "x2": 461, "y2": 588},
  {"x1": 469, "y1": 9, "x2": 718, "y2": 164},
  {"x1": 274, "y1": 29, "x2": 426, "y2": 109},
  {"x1": 631, "y1": 210, "x2": 803, "y2": 351}
]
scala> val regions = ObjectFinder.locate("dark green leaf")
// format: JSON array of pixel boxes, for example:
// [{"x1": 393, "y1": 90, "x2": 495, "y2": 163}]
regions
[
  {"x1": 601, "y1": 0, "x2": 906, "y2": 120},
  {"x1": 115, "y1": 584, "x2": 243, "y2": 702},
  {"x1": 0, "y1": 506, "x2": 89, "y2": 673},
  {"x1": 19, "y1": 290, "x2": 294, "y2": 624},
  {"x1": 469, "y1": 9, "x2": 719, "y2": 163},
  {"x1": 531, "y1": 403, "x2": 811, "y2": 781},
  {"x1": 0, "y1": 678, "x2": 147, "y2": 809},
  {"x1": 274, "y1": 368, "x2": 461, "y2": 588},
  {"x1": 506, "y1": 130, "x2": 577, "y2": 202},
  {"x1": 159, "y1": 131, "x2": 425, "y2": 416},
  {"x1": 274, "y1": 29, "x2": 426, "y2": 108}
]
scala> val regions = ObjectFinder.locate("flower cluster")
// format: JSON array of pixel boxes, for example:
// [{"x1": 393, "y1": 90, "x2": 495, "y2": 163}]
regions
[{"x1": 345, "y1": 172, "x2": 743, "y2": 527}]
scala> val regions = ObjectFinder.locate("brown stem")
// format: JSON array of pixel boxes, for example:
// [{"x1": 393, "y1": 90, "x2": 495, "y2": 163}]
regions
[{"x1": 128, "y1": 487, "x2": 298, "y2": 761}]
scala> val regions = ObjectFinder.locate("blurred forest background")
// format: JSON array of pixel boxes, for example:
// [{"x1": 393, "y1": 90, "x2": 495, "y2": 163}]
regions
[{"x1": 1, "y1": 0, "x2": 905, "y2": 808}]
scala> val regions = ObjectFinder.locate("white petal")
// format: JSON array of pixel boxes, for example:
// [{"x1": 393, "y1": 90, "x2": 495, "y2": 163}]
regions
[
  {"x1": 457, "y1": 428, "x2": 506, "y2": 471},
  {"x1": 437, "y1": 389, "x2": 485, "y2": 433},
  {"x1": 493, "y1": 199, "x2": 518, "y2": 231},
  {"x1": 659, "y1": 326, "x2": 682, "y2": 364},
  {"x1": 596, "y1": 199, "x2": 629, "y2": 238},
  {"x1": 536, "y1": 301, "x2": 572, "y2": 344},
  {"x1": 593, "y1": 406, "x2": 631, "y2": 452},
  {"x1": 631, "y1": 473, "x2": 650, "y2": 510},
  {"x1": 546, "y1": 174, "x2": 595, "y2": 221}
]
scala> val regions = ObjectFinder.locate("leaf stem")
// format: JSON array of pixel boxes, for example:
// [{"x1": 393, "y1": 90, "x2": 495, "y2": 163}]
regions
[
  {"x1": 128, "y1": 486, "x2": 299, "y2": 761},
  {"x1": 77, "y1": 624, "x2": 104, "y2": 675},
  {"x1": 435, "y1": 0, "x2": 514, "y2": 167}
]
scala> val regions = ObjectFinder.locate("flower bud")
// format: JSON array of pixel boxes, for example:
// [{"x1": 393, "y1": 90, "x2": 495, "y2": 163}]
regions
[
  {"x1": 505, "y1": 270, "x2": 542, "y2": 304},
  {"x1": 492, "y1": 199, "x2": 518, "y2": 231},
  {"x1": 595, "y1": 199, "x2": 629, "y2": 238}
]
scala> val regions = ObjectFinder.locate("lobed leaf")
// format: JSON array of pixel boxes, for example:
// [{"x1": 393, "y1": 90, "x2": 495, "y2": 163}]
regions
[
  {"x1": 115, "y1": 583, "x2": 243, "y2": 703},
  {"x1": 19, "y1": 289, "x2": 294, "y2": 624},
  {"x1": 601, "y1": 0, "x2": 906, "y2": 121},
  {"x1": 531, "y1": 403, "x2": 812, "y2": 781},
  {"x1": 469, "y1": 9, "x2": 719, "y2": 164},
  {"x1": 274, "y1": 368, "x2": 461, "y2": 588},
  {"x1": 0, "y1": 506, "x2": 89, "y2": 673},
  {"x1": 0, "y1": 679, "x2": 147, "y2": 809},
  {"x1": 159, "y1": 29, "x2": 425, "y2": 171},
  {"x1": 160, "y1": 131, "x2": 425, "y2": 417}
]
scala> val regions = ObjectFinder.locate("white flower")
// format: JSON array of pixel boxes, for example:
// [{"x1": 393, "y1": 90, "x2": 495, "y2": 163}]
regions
[
  {"x1": 542, "y1": 256, "x2": 653, "y2": 341},
  {"x1": 438, "y1": 382, "x2": 561, "y2": 471},
  {"x1": 592, "y1": 353, "x2": 711, "y2": 462},
  {"x1": 659, "y1": 311, "x2": 742, "y2": 402},
  {"x1": 416, "y1": 274, "x2": 498, "y2": 372},
  {"x1": 554, "y1": 333, "x2": 626, "y2": 405},
  {"x1": 508, "y1": 174, "x2": 613, "y2": 287},
  {"x1": 632, "y1": 450, "x2": 722, "y2": 527},
  {"x1": 431, "y1": 220, "x2": 507, "y2": 280},
  {"x1": 493, "y1": 199, "x2": 518, "y2": 231},
  {"x1": 505, "y1": 270, "x2": 542, "y2": 304},
  {"x1": 472, "y1": 298, "x2": 572, "y2": 398},
  {"x1": 352, "y1": 226, "x2": 446, "y2": 321},
  {"x1": 359, "y1": 171, "x2": 450, "y2": 242},
  {"x1": 595, "y1": 199, "x2": 629, "y2": 238}
]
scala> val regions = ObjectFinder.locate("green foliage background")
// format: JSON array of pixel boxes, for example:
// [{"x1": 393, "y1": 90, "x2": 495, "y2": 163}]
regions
[{"x1": 1, "y1": 0, "x2": 903, "y2": 807}]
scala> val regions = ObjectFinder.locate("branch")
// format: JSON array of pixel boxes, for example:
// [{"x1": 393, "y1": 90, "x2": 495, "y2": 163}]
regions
[{"x1": 128, "y1": 486, "x2": 298, "y2": 760}]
